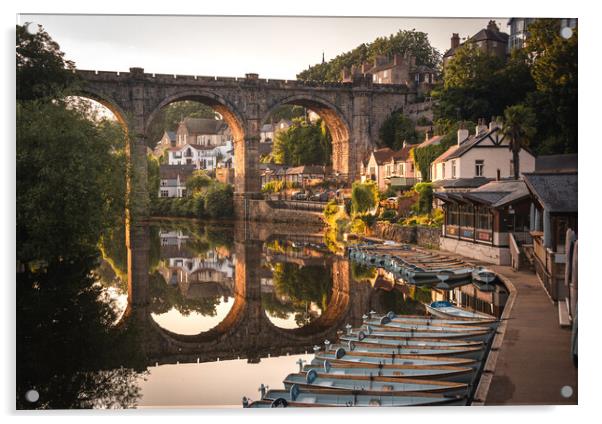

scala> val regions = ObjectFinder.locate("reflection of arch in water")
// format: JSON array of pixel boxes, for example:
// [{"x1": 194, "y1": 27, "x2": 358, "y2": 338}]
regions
[
  {"x1": 150, "y1": 280, "x2": 236, "y2": 335},
  {"x1": 263, "y1": 259, "x2": 351, "y2": 339}
]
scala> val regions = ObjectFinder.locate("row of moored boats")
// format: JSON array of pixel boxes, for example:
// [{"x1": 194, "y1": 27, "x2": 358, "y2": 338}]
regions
[
  {"x1": 244, "y1": 305, "x2": 499, "y2": 407},
  {"x1": 347, "y1": 244, "x2": 497, "y2": 291}
]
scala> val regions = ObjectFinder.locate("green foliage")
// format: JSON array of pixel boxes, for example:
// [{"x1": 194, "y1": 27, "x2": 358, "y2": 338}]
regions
[
  {"x1": 204, "y1": 183, "x2": 234, "y2": 218},
  {"x1": 351, "y1": 181, "x2": 378, "y2": 214},
  {"x1": 502, "y1": 104, "x2": 537, "y2": 179},
  {"x1": 435, "y1": 19, "x2": 577, "y2": 155},
  {"x1": 273, "y1": 118, "x2": 332, "y2": 166},
  {"x1": 416, "y1": 116, "x2": 432, "y2": 126},
  {"x1": 379, "y1": 209, "x2": 398, "y2": 222},
  {"x1": 17, "y1": 24, "x2": 77, "y2": 101},
  {"x1": 186, "y1": 170, "x2": 212, "y2": 195},
  {"x1": 379, "y1": 186, "x2": 398, "y2": 200},
  {"x1": 297, "y1": 29, "x2": 440, "y2": 82},
  {"x1": 269, "y1": 105, "x2": 306, "y2": 122},
  {"x1": 351, "y1": 262, "x2": 377, "y2": 282},
  {"x1": 17, "y1": 100, "x2": 125, "y2": 264},
  {"x1": 378, "y1": 110, "x2": 418, "y2": 149},
  {"x1": 265, "y1": 263, "x2": 333, "y2": 326},
  {"x1": 147, "y1": 154, "x2": 160, "y2": 202},
  {"x1": 323, "y1": 200, "x2": 340, "y2": 222},
  {"x1": 262, "y1": 180, "x2": 284, "y2": 193},
  {"x1": 414, "y1": 182, "x2": 434, "y2": 214},
  {"x1": 149, "y1": 272, "x2": 221, "y2": 317}
]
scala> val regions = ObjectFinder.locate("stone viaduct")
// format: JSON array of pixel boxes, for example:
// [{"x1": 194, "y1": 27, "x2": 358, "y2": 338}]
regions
[{"x1": 75, "y1": 67, "x2": 415, "y2": 220}]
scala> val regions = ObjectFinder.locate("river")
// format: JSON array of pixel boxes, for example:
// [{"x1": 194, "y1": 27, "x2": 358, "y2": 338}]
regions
[{"x1": 17, "y1": 219, "x2": 508, "y2": 408}]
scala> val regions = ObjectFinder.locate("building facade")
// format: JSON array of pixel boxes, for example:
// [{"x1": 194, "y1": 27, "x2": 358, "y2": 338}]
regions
[
  {"x1": 431, "y1": 120, "x2": 536, "y2": 192},
  {"x1": 443, "y1": 20, "x2": 509, "y2": 66}
]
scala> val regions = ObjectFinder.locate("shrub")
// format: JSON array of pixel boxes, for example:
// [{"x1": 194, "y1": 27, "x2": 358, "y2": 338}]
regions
[
  {"x1": 351, "y1": 181, "x2": 378, "y2": 214},
  {"x1": 379, "y1": 209, "x2": 397, "y2": 222},
  {"x1": 204, "y1": 183, "x2": 234, "y2": 218}
]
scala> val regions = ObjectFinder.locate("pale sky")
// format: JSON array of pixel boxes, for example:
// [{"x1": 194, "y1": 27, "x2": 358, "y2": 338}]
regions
[{"x1": 19, "y1": 15, "x2": 509, "y2": 80}]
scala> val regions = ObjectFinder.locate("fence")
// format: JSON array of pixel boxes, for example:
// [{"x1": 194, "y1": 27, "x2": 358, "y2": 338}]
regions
[{"x1": 266, "y1": 199, "x2": 328, "y2": 212}]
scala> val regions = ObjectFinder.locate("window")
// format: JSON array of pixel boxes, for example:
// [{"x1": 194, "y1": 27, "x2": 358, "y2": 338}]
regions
[
  {"x1": 476, "y1": 207, "x2": 492, "y2": 230},
  {"x1": 386, "y1": 165, "x2": 391, "y2": 177},
  {"x1": 475, "y1": 160, "x2": 484, "y2": 177},
  {"x1": 451, "y1": 160, "x2": 457, "y2": 179},
  {"x1": 181, "y1": 189, "x2": 187, "y2": 197},
  {"x1": 160, "y1": 190, "x2": 169, "y2": 198},
  {"x1": 442, "y1": 163, "x2": 446, "y2": 179}
]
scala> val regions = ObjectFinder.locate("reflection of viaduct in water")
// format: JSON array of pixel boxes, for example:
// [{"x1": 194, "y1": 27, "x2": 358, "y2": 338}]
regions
[{"x1": 124, "y1": 222, "x2": 375, "y2": 366}]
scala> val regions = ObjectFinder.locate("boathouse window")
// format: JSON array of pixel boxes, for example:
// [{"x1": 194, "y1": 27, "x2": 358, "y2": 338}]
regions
[
  {"x1": 476, "y1": 207, "x2": 493, "y2": 230},
  {"x1": 475, "y1": 160, "x2": 484, "y2": 177},
  {"x1": 447, "y1": 204, "x2": 460, "y2": 226},
  {"x1": 459, "y1": 204, "x2": 475, "y2": 228}
]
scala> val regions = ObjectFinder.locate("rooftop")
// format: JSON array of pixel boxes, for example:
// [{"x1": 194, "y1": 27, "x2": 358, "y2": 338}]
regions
[
  {"x1": 180, "y1": 117, "x2": 228, "y2": 135},
  {"x1": 523, "y1": 172, "x2": 578, "y2": 213}
]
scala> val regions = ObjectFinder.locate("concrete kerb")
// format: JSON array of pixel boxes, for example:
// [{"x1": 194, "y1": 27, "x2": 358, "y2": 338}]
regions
[{"x1": 470, "y1": 271, "x2": 518, "y2": 405}]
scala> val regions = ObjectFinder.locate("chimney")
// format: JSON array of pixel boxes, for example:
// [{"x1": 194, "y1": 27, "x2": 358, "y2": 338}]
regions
[
  {"x1": 487, "y1": 20, "x2": 499, "y2": 32},
  {"x1": 489, "y1": 117, "x2": 501, "y2": 131},
  {"x1": 451, "y1": 33, "x2": 460, "y2": 49},
  {"x1": 402, "y1": 140, "x2": 408, "y2": 148},
  {"x1": 457, "y1": 124, "x2": 469, "y2": 146},
  {"x1": 393, "y1": 53, "x2": 404, "y2": 66},
  {"x1": 476, "y1": 118, "x2": 487, "y2": 135}
]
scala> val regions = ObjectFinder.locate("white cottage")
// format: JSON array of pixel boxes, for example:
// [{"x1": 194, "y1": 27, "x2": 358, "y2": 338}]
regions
[{"x1": 431, "y1": 120, "x2": 536, "y2": 192}]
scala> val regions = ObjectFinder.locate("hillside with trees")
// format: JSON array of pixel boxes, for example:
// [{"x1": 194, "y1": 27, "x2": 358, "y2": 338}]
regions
[{"x1": 297, "y1": 29, "x2": 440, "y2": 82}]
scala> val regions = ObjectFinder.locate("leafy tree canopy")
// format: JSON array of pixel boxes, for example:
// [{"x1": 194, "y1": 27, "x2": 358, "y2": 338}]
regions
[
  {"x1": 17, "y1": 23, "x2": 77, "y2": 101},
  {"x1": 351, "y1": 181, "x2": 378, "y2": 215},
  {"x1": 273, "y1": 118, "x2": 332, "y2": 166},
  {"x1": 378, "y1": 110, "x2": 419, "y2": 149}
]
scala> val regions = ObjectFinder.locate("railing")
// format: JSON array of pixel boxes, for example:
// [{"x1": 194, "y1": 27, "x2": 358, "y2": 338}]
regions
[{"x1": 266, "y1": 199, "x2": 328, "y2": 212}]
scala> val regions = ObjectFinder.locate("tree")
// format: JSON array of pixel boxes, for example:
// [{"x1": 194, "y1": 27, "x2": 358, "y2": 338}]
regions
[
  {"x1": 185, "y1": 170, "x2": 212, "y2": 196},
  {"x1": 414, "y1": 182, "x2": 434, "y2": 214},
  {"x1": 17, "y1": 24, "x2": 77, "y2": 101},
  {"x1": 297, "y1": 29, "x2": 440, "y2": 82},
  {"x1": 351, "y1": 181, "x2": 378, "y2": 215},
  {"x1": 502, "y1": 104, "x2": 537, "y2": 180},
  {"x1": 204, "y1": 183, "x2": 234, "y2": 218},
  {"x1": 273, "y1": 118, "x2": 332, "y2": 166},
  {"x1": 524, "y1": 20, "x2": 578, "y2": 153},
  {"x1": 378, "y1": 110, "x2": 418, "y2": 149}
]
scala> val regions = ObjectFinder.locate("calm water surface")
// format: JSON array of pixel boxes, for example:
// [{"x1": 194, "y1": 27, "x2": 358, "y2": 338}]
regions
[{"x1": 19, "y1": 219, "x2": 507, "y2": 408}]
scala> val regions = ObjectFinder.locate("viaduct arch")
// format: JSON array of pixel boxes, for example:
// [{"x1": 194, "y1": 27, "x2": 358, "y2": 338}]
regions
[{"x1": 75, "y1": 67, "x2": 415, "y2": 220}]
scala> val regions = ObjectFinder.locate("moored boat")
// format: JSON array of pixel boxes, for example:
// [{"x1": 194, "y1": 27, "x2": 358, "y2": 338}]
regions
[
  {"x1": 304, "y1": 361, "x2": 476, "y2": 383},
  {"x1": 425, "y1": 301, "x2": 496, "y2": 321},
  {"x1": 282, "y1": 371, "x2": 468, "y2": 395},
  {"x1": 260, "y1": 386, "x2": 467, "y2": 406}
]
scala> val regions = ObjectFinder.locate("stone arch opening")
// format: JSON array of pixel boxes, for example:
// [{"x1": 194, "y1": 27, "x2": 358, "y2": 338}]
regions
[
  {"x1": 261, "y1": 95, "x2": 352, "y2": 182},
  {"x1": 145, "y1": 91, "x2": 245, "y2": 193}
]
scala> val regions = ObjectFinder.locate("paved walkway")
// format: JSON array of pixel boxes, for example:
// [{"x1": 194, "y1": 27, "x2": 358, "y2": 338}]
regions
[{"x1": 485, "y1": 266, "x2": 578, "y2": 405}]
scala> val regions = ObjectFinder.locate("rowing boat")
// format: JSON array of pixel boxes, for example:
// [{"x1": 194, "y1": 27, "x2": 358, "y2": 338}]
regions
[
  {"x1": 283, "y1": 371, "x2": 468, "y2": 395},
  {"x1": 340, "y1": 334, "x2": 484, "y2": 349},
  {"x1": 425, "y1": 301, "x2": 496, "y2": 321},
  {"x1": 303, "y1": 362, "x2": 476, "y2": 383},
  {"x1": 260, "y1": 386, "x2": 467, "y2": 406},
  {"x1": 348, "y1": 328, "x2": 493, "y2": 342},
  {"x1": 315, "y1": 350, "x2": 479, "y2": 367},
  {"x1": 363, "y1": 318, "x2": 492, "y2": 332},
  {"x1": 328, "y1": 343, "x2": 485, "y2": 361}
]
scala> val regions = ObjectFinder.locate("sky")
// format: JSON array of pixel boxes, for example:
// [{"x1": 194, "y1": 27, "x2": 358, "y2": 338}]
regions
[{"x1": 19, "y1": 15, "x2": 509, "y2": 80}]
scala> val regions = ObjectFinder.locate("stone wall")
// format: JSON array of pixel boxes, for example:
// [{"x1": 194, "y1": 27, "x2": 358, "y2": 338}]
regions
[
  {"x1": 439, "y1": 237, "x2": 511, "y2": 265},
  {"x1": 243, "y1": 199, "x2": 326, "y2": 225},
  {"x1": 370, "y1": 221, "x2": 441, "y2": 248}
]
